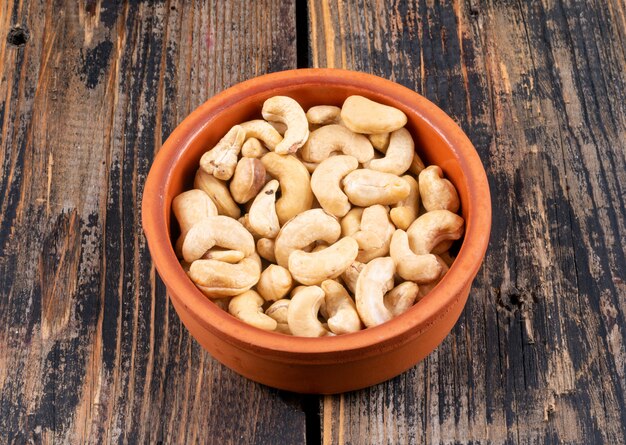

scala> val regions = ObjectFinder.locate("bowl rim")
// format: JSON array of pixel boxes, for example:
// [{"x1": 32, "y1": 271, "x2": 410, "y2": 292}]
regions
[{"x1": 142, "y1": 68, "x2": 491, "y2": 360}]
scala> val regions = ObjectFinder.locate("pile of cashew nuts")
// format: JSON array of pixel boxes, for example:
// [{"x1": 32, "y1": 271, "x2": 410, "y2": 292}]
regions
[{"x1": 173, "y1": 95, "x2": 464, "y2": 337}]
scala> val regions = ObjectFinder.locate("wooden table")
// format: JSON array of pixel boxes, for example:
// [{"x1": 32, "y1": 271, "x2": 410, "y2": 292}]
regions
[{"x1": 1, "y1": 1, "x2": 625, "y2": 443}]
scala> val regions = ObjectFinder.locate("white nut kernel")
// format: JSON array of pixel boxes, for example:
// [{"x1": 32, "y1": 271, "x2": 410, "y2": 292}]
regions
[
  {"x1": 228, "y1": 290, "x2": 277, "y2": 331},
  {"x1": 407, "y1": 210, "x2": 464, "y2": 255},
  {"x1": 321, "y1": 280, "x2": 362, "y2": 334},
  {"x1": 287, "y1": 286, "x2": 330, "y2": 337},
  {"x1": 256, "y1": 265, "x2": 293, "y2": 302},
  {"x1": 390, "y1": 175, "x2": 420, "y2": 230},
  {"x1": 240, "y1": 120, "x2": 283, "y2": 151},
  {"x1": 181, "y1": 216, "x2": 255, "y2": 263},
  {"x1": 229, "y1": 157, "x2": 266, "y2": 203},
  {"x1": 288, "y1": 237, "x2": 359, "y2": 285},
  {"x1": 367, "y1": 128, "x2": 414, "y2": 176},
  {"x1": 355, "y1": 257, "x2": 396, "y2": 327},
  {"x1": 419, "y1": 165, "x2": 460, "y2": 213},
  {"x1": 248, "y1": 180, "x2": 280, "y2": 239},
  {"x1": 199, "y1": 125, "x2": 246, "y2": 180},
  {"x1": 343, "y1": 169, "x2": 410, "y2": 207},
  {"x1": 194, "y1": 169, "x2": 241, "y2": 219},
  {"x1": 262, "y1": 96, "x2": 309, "y2": 154},
  {"x1": 300, "y1": 124, "x2": 374, "y2": 163},
  {"x1": 310, "y1": 155, "x2": 359, "y2": 217},
  {"x1": 340, "y1": 95, "x2": 407, "y2": 134},
  {"x1": 389, "y1": 229, "x2": 442, "y2": 283}
]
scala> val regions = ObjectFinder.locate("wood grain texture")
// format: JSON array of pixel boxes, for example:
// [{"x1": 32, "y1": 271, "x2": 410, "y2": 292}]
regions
[
  {"x1": 308, "y1": 0, "x2": 626, "y2": 443},
  {"x1": 0, "y1": 1, "x2": 305, "y2": 444}
]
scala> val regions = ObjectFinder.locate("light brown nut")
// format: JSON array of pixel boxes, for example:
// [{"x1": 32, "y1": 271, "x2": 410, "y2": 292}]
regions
[
  {"x1": 419, "y1": 165, "x2": 460, "y2": 213},
  {"x1": 340, "y1": 95, "x2": 407, "y2": 134},
  {"x1": 321, "y1": 280, "x2": 362, "y2": 334},
  {"x1": 340, "y1": 260, "x2": 365, "y2": 294},
  {"x1": 199, "y1": 125, "x2": 246, "y2": 180},
  {"x1": 409, "y1": 152, "x2": 426, "y2": 175},
  {"x1": 417, "y1": 256, "x2": 449, "y2": 299},
  {"x1": 172, "y1": 189, "x2": 218, "y2": 255},
  {"x1": 369, "y1": 133, "x2": 390, "y2": 152},
  {"x1": 262, "y1": 96, "x2": 309, "y2": 154},
  {"x1": 240, "y1": 120, "x2": 283, "y2": 151},
  {"x1": 390, "y1": 175, "x2": 420, "y2": 231},
  {"x1": 288, "y1": 237, "x2": 359, "y2": 285},
  {"x1": 407, "y1": 210, "x2": 464, "y2": 255},
  {"x1": 181, "y1": 216, "x2": 255, "y2": 263},
  {"x1": 228, "y1": 290, "x2": 277, "y2": 331},
  {"x1": 266, "y1": 299, "x2": 291, "y2": 334},
  {"x1": 287, "y1": 286, "x2": 330, "y2": 337},
  {"x1": 194, "y1": 169, "x2": 241, "y2": 219},
  {"x1": 202, "y1": 248, "x2": 246, "y2": 263},
  {"x1": 389, "y1": 229, "x2": 443, "y2": 283},
  {"x1": 256, "y1": 265, "x2": 293, "y2": 302},
  {"x1": 261, "y1": 153, "x2": 313, "y2": 225},
  {"x1": 384, "y1": 282, "x2": 419, "y2": 317},
  {"x1": 352, "y1": 205, "x2": 391, "y2": 251},
  {"x1": 274, "y1": 209, "x2": 341, "y2": 268},
  {"x1": 341, "y1": 208, "x2": 364, "y2": 237},
  {"x1": 248, "y1": 179, "x2": 280, "y2": 239},
  {"x1": 343, "y1": 169, "x2": 410, "y2": 207},
  {"x1": 306, "y1": 105, "x2": 342, "y2": 125},
  {"x1": 367, "y1": 128, "x2": 414, "y2": 176},
  {"x1": 355, "y1": 257, "x2": 396, "y2": 327},
  {"x1": 256, "y1": 238, "x2": 277, "y2": 263},
  {"x1": 300, "y1": 124, "x2": 374, "y2": 163},
  {"x1": 310, "y1": 155, "x2": 359, "y2": 217},
  {"x1": 229, "y1": 157, "x2": 266, "y2": 204},
  {"x1": 189, "y1": 255, "x2": 261, "y2": 297},
  {"x1": 241, "y1": 137, "x2": 269, "y2": 158},
  {"x1": 432, "y1": 240, "x2": 453, "y2": 255},
  {"x1": 356, "y1": 213, "x2": 395, "y2": 263}
]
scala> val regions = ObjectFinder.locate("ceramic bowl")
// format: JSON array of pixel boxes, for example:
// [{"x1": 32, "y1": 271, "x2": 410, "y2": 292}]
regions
[{"x1": 142, "y1": 68, "x2": 491, "y2": 394}]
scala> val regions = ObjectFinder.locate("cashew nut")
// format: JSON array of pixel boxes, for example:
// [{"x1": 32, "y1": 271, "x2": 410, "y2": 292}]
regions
[
  {"x1": 172, "y1": 189, "x2": 218, "y2": 255},
  {"x1": 417, "y1": 257, "x2": 449, "y2": 299},
  {"x1": 262, "y1": 96, "x2": 309, "y2": 154},
  {"x1": 300, "y1": 124, "x2": 374, "y2": 163},
  {"x1": 261, "y1": 153, "x2": 313, "y2": 225},
  {"x1": 288, "y1": 237, "x2": 359, "y2": 285},
  {"x1": 369, "y1": 133, "x2": 390, "y2": 152},
  {"x1": 320, "y1": 280, "x2": 362, "y2": 334},
  {"x1": 266, "y1": 299, "x2": 291, "y2": 334},
  {"x1": 341, "y1": 208, "x2": 363, "y2": 237},
  {"x1": 194, "y1": 169, "x2": 241, "y2": 218},
  {"x1": 407, "y1": 210, "x2": 464, "y2": 255},
  {"x1": 384, "y1": 282, "x2": 419, "y2": 317},
  {"x1": 229, "y1": 157, "x2": 266, "y2": 203},
  {"x1": 340, "y1": 95, "x2": 407, "y2": 134},
  {"x1": 241, "y1": 137, "x2": 269, "y2": 158},
  {"x1": 355, "y1": 257, "x2": 396, "y2": 327},
  {"x1": 287, "y1": 286, "x2": 330, "y2": 337},
  {"x1": 340, "y1": 260, "x2": 365, "y2": 294},
  {"x1": 310, "y1": 155, "x2": 359, "y2": 217},
  {"x1": 390, "y1": 175, "x2": 420, "y2": 230},
  {"x1": 367, "y1": 128, "x2": 414, "y2": 176},
  {"x1": 343, "y1": 169, "x2": 410, "y2": 206},
  {"x1": 356, "y1": 217, "x2": 395, "y2": 263},
  {"x1": 352, "y1": 205, "x2": 392, "y2": 251},
  {"x1": 256, "y1": 238, "x2": 276, "y2": 263},
  {"x1": 409, "y1": 152, "x2": 426, "y2": 175},
  {"x1": 269, "y1": 121, "x2": 287, "y2": 135},
  {"x1": 389, "y1": 229, "x2": 442, "y2": 283},
  {"x1": 181, "y1": 216, "x2": 255, "y2": 262},
  {"x1": 247, "y1": 179, "x2": 280, "y2": 239},
  {"x1": 274, "y1": 209, "x2": 341, "y2": 268},
  {"x1": 240, "y1": 120, "x2": 283, "y2": 151},
  {"x1": 189, "y1": 254, "x2": 261, "y2": 297},
  {"x1": 228, "y1": 290, "x2": 277, "y2": 331},
  {"x1": 199, "y1": 125, "x2": 246, "y2": 180},
  {"x1": 202, "y1": 248, "x2": 246, "y2": 263},
  {"x1": 306, "y1": 105, "x2": 341, "y2": 125},
  {"x1": 256, "y1": 264, "x2": 293, "y2": 301},
  {"x1": 419, "y1": 165, "x2": 460, "y2": 213}
]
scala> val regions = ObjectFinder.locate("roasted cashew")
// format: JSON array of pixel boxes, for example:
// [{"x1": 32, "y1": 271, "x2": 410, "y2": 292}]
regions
[
  {"x1": 310, "y1": 155, "x2": 359, "y2": 217},
  {"x1": 199, "y1": 125, "x2": 246, "y2": 180},
  {"x1": 389, "y1": 229, "x2": 442, "y2": 283},
  {"x1": 355, "y1": 257, "x2": 396, "y2": 327},
  {"x1": 181, "y1": 216, "x2": 255, "y2": 262},
  {"x1": 390, "y1": 175, "x2": 420, "y2": 230},
  {"x1": 261, "y1": 153, "x2": 313, "y2": 225},
  {"x1": 343, "y1": 169, "x2": 410, "y2": 207},
  {"x1": 172, "y1": 189, "x2": 218, "y2": 255},
  {"x1": 262, "y1": 96, "x2": 309, "y2": 154},
  {"x1": 419, "y1": 165, "x2": 460, "y2": 213},
  {"x1": 248, "y1": 179, "x2": 280, "y2": 239},
  {"x1": 240, "y1": 120, "x2": 283, "y2": 151},
  {"x1": 288, "y1": 237, "x2": 359, "y2": 285},
  {"x1": 274, "y1": 209, "x2": 341, "y2": 268},
  {"x1": 256, "y1": 238, "x2": 276, "y2": 263},
  {"x1": 189, "y1": 254, "x2": 261, "y2": 297},
  {"x1": 194, "y1": 169, "x2": 241, "y2": 218},
  {"x1": 384, "y1": 282, "x2": 419, "y2": 317},
  {"x1": 369, "y1": 133, "x2": 390, "y2": 152},
  {"x1": 306, "y1": 105, "x2": 341, "y2": 125},
  {"x1": 340, "y1": 95, "x2": 407, "y2": 134},
  {"x1": 241, "y1": 137, "x2": 269, "y2": 158},
  {"x1": 229, "y1": 157, "x2": 266, "y2": 203},
  {"x1": 320, "y1": 280, "x2": 362, "y2": 334},
  {"x1": 287, "y1": 286, "x2": 330, "y2": 337},
  {"x1": 407, "y1": 210, "x2": 464, "y2": 255},
  {"x1": 256, "y1": 264, "x2": 293, "y2": 301},
  {"x1": 228, "y1": 290, "x2": 277, "y2": 331},
  {"x1": 266, "y1": 299, "x2": 291, "y2": 334},
  {"x1": 202, "y1": 248, "x2": 246, "y2": 263},
  {"x1": 340, "y1": 260, "x2": 365, "y2": 294},
  {"x1": 367, "y1": 128, "x2": 414, "y2": 176},
  {"x1": 300, "y1": 124, "x2": 374, "y2": 163}
]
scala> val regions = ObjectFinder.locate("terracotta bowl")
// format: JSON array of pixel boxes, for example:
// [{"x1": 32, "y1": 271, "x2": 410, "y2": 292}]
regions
[{"x1": 142, "y1": 68, "x2": 491, "y2": 394}]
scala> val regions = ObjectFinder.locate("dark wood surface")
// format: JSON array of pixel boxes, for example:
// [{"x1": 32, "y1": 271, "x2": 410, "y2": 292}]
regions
[{"x1": 1, "y1": 1, "x2": 624, "y2": 444}]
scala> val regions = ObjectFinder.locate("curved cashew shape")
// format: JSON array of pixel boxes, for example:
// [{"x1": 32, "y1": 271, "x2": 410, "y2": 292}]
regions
[
  {"x1": 343, "y1": 169, "x2": 410, "y2": 207},
  {"x1": 300, "y1": 124, "x2": 374, "y2": 163},
  {"x1": 194, "y1": 169, "x2": 241, "y2": 218},
  {"x1": 172, "y1": 189, "x2": 218, "y2": 255},
  {"x1": 306, "y1": 105, "x2": 341, "y2": 125},
  {"x1": 248, "y1": 180, "x2": 280, "y2": 239},
  {"x1": 310, "y1": 155, "x2": 359, "y2": 217},
  {"x1": 321, "y1": 280, "x2": 362, "y2": 334},
  {"x1": 407, "y1": 210, "x2": 464, "y2": 255},
  {"x1": 288, "y1": 237, "x2": 359, "y2": 285},
  {"x1": 256, "y1": 238, "x2": 277, "y2": 263},
  {"x1": 256, "y1": 264, "x2": 293, "y2": 301},
  {"x1": 357, "y1": 218, "x2": 395, "y2": 263},
  {"x1": 367, "y1": 128, "x2": 414, "y2": 176},
  {"x1": 384, "y1": 282, "x2": 419, "y2": 317},
  {"x1": 228, "y1": 290, "x2": 277, "y2": 331},
  {"x1": 262, "y1": 96, "x2": 309, "y2": 154},
  {"x1": 369, "y1": 133, "x2": 390, "y2": 152},
  {"x1": 266, "y1": 299, "x2": 291, "y2": 334},
  {"x1": 261, "y1": 153, "x2": 313, "y2": 225},
  {"x1": 340, "y1": 95, "x2": 407, "y2": 134},
  {"x1": 189, "y1": 255, "x2": 261, "y2": 297},
  {"x1": 389, "y1": 230, "x2": 442, "y2": 283},
  {"x1": 341, "y1": 260, "x2": 365, "y2": 294},
  {"x1": 274, "y1": 209, "x2": 341, "y2": 268},
  {"x1": 287, "y1": 286, "x2": 330, "y2": 337},
  {"x1": 390, "y1": 175, "x2": 420, "y2": 230},
  {"x1": 241, "y1": 137, "x2": 269, "y2": 158},
  {"x1": 353, "y1": 205, "x2": 391, "y2": 251},
  {"x1": 181, "y1": 216, "x2": 255, "y2": 262},
  {"x1": 419, "y1": 165, "x2": 460, "y2": 213},
  {"x1": 240, "y1": 120, "x2": 283, "y2": 151},
  {"x1": 355, "y1": 257, "x2": 396, "y2": 327},
  {"x1": 341, "y1": 208, "x2": 363, "y2": 237},
  {"x1": 202, "y1": 248, "x2": 246, "y2": 263},
  {"x1": 199, "y1": 125, "x2": 246, "y2": 180},
  {"x1": 229, "y1": 157, "x2": 266, "y2": 203}
]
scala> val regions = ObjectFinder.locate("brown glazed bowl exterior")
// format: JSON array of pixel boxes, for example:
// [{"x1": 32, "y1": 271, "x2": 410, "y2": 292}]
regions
[{"x1": 142, "y1": 69, "x2": 491, "y2": 394}]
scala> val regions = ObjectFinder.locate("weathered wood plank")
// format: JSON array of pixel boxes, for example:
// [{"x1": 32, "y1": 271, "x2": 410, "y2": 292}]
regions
[
  {"x1": 308, "y1": 0, "x2": 626, "y2": 443},
  {"x1": 0, "y1": 1, "x2": 304, "y2": 444}
]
